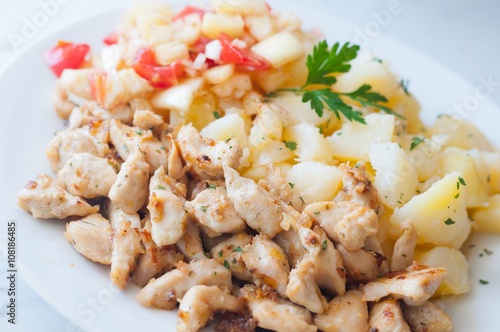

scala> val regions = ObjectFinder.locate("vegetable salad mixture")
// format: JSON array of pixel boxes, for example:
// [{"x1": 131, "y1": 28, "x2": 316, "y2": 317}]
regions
[{"x1": 17, "y1": 1, "x2": 500, "y2": 331}]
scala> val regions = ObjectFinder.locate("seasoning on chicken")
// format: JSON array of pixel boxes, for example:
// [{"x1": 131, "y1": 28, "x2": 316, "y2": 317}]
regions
[
  {"x1": 147, "y1": 166, "x2": 187, "y2": 247},
  {"x1": 402, "y1": 300, "x2": 453, "y2": 332},
  {"x1": 362, "y1": 262, "x2": 447, "y2": 306},
  {"x1": 368, "y1": 298, "x2": 411, "y2": 332},
  {"x1": 177, "y1": 124, "x2": 242, "y2": 180},
  {"x1": 17, "y1": 174, "x2": 99, "y2": 219},
  {"x1": 335, "y1": 244, "x2": 378, "y2": 283},
  {"x1": 224, "y1": 165, "x2": 283, "y2": 238},
  {"x1": 259, "y1": 166, "x2": 305, "y2": 212},
  {"x1": 136, "y1": 258, "x2": 232, "y2": 310},
  {"x1": 57, "y1": 152, "x2": 117, "y2": 198},
  {"x1": 313, "y1": 290, "x2": 369, "y2": 332},
  {"x1": 175, "y1": 217, "x2": 205, "y2": 262},
  {"x1": 210, "y1": 232, "x2": 254, "y2": 282},
  {"x1": 391, "y1": 220, "x2": 417, "y2": 271},
  {"x1": 177, "y1": 285, "x2": 244, "y2": 332},
  {"x1": 64, "y1": 213, "x2": 113, "y2": 264}
]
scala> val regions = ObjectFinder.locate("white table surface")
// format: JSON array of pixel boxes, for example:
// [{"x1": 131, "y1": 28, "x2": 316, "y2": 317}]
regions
[{"x1": 0, "y1": 0, "x2": 499, "y2": 331}]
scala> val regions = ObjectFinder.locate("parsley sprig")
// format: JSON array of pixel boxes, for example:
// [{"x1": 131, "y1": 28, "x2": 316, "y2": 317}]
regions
[{"x1": 278, "y1": 40, "x2": 400, "y2": 124}]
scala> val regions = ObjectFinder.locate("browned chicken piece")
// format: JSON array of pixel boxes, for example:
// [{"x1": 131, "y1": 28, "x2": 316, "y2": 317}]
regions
[
  {"x1": 368, "y1": 298, "x2": 411, "y2": 332},
  {"x1": 402, "y1": 300, "x2": 453, "y2": 332},
  {"x1": 242, "y1": 234, "x2": 290, "y2": 297},
  {"x1": 274, "y1": 228, "x2": 306, "y2": 269},
  {"x1": 391, "y1": 220, "x2": 418, "y2": 271},
  {"x1": 335, "y1": 162, "x2": 383, "y2": 216},
  {"x1": 259, "y1": 167, "x2": 305, "y2": 212},
  {"x1": 224, "y1": 166, "x2": 283, "y2": 238},
  {"x1": 53, "y1": 79, "x2": 76, "y2": 119},
  {"x1": 46, "y1": 127, "x2": 100, "y2": 172},
  {"x1": 165, "y1": 133, "x2": 188, "y2": 183},
  {"x1": 17, "y1": 174, "x2": 98, "y2": 219},
  {"x1": 57, "y1": 152, "x2": 117, "y2": 198},
  {"x1": 335, "y1": 244, "x2": 379, "y2": 283},
  {"x1": 240, "y1": 285, "x2": 317, "y2": 332},
  {"x1": 107, "y1": 201, "x2": 141, "y2": 230},
  {"x1": 109, "y1": 119, "x2": 168, "y2": 174},
  {"x1": 175, "y1": 217, "x2": 205, "y2": 262},
  {"x1": 304, "y1": 200, "x2": 378, "y2": 251},
  {"x1": 132, "y1": 109, "x2": 164, "y2": 132},
  {"x1": 108, "y1": 148, "x2": 150, "y2": 214},
  {"x1": 286, "y1": 226, "x2": 346, "y2": 313},
  {"x1": 314, "y1": 290, "x2": 369, "y2": 332},
  {"x1": 132, "y1": 218, "x2": 183, "y2": 287},
  {"x1": 364, "y1": 235, "x2": 390, "y2": 275},
  {"x1": 186, "y1": 185, "x2": 246, "y2": 236},
  {"x1": 177, "y1": 285, "x2": 244, "y2": 332},
  {"x1": 64, "y1": 213, "x2": 113, "y2": 265},
  {"x1": 136, "y1": 258, "x2": 232, "y2": 310},
  {"x1": 147, "y1": 166, "x2": 187, "y2": 247},
  {"x1": 362, "y1": 262, "x2": 447, "y2": 306},
  {"x1": 210, "y1": 232, "x2": 254, "y2": 282},
  {"x1": 177, "y1": 124, "x2": 242, "y2": 180},
  {"x1": 110, "y1": 221, "x2": 144, "y2": 289}
]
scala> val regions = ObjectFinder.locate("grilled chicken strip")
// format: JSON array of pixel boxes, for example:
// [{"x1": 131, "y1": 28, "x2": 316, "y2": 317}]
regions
[
  {"x1": 259, "y1": 166, "x2": 305, "y2": 212},
  {"x1": 210, "y1": 232, "x2": 254, "y2": 282},
  {"x1": 335, "y1": 244, "x2": 379, "y2": 283},
  {"x1": 177, "y1": 285, "x2": 244, "y2": 332},
  {"x1": 175, "y1": 217, "x2": 205, "y2": 262},
  {"x1": 402, "y1": 300, "x2": 453, "y2": 332},
  {"x1": 391, "y1": 220, "x2": 417, "y2": 271},
  {"x1": 274, "y1": 228, "x2": 306, "y2": 269},
  {"x1": 64, "y1": 213, "x2": 113, "y2": 264},
  {"x1": 147, "y1": 166, "x2": 187, "y2": 247},
  {"x1": 18, "y1": 174, "x2": 98, "y2": 219},
  {"x1": 314, "y1": 290, "x2": 369, "y2": 332},
  {"x1": 304, "y1": 200, "x2": 378, "y2": 251},
  {"x1": 286, "y1": 226, "x2": 346, "y2": 313},
  {"x1": 368, "y1": 298, "x2": 411, "y2": 332},
  {"x1": 109, "y1": 148, "x2": 150, "y2": 214},
  {"x1": 109, "y1": 119, "x2": 168, "y2": 174},
  {"x1": 240, "y1": 285, "x2": 317, "y2": 332},
  {"x1": 362, "y1": 262, "x2": 447, "y2": 306},
  {"x1": 224, "y1": 165, "x2": 283, "y2": 238},
  {"x1": 57, "y1": 152, "x2": 117, "y2": 198},
  {"x1": 186, "y1": 185, "x2": 246, "y2": 236},
  {"x1": 132, "y1": 218, "x2": 183, "y2": 287},
  {"x1": 177, "y1": 124, "x2": 242, "y2": 180},
  {"x1": 136, "y1": 258, "x2": 232, "y2": 310},
  {"x1": 336, "y1": 162, "x2": 383, "y2": 216}
]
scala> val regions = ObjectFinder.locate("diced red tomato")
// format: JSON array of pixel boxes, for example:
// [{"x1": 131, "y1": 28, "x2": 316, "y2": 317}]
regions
[
  {"x1": 132, "y1": 48, "x2": 184, "y2": 89},
  {"x1": 88, "y1": 71, "x2": 107, "y2": 106},
  {"x1": 103, "y1": 32, "x2": 118, "y2": 45},
  {"x1": 45, "y1": 41, "x2": 90, "y2": 77},
  {"x1": 218, "y1": 33, "x2": 271, "y2": 71},
  {"x1": 190, "y1": 36, "x2": 212, "y2": 54},
  {"x1": 173, "y1": 6, "x2": 206, "y2": 21}
]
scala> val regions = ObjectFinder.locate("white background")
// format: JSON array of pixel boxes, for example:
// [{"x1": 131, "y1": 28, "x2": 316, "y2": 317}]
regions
[{"x1": 0, "y1": 0, "x2": 499, "y2": 331}]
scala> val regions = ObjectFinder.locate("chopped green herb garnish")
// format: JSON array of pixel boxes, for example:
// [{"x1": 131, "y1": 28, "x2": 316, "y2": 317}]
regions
[
  {"x1": 223, "y1": 259, "x2": 230, "y2": 269},
  {"x1": 200, "y1": 205, "x2": 208, "y2": 212},
  {"x1": 232, "y1": 246, "x2": 243, "y2": 253},
  {"x1": 484, "y1": 248, "x2": 493, "y2": 256},
  {"x1": 288, "y1": 182, "x2": 295, "y2": 189},
  {"x1": 400, "y1": 79, "x2": 410, "y2": 95},
  {"x1": 206, "y1": 183, "x2": 217, "y2": 190},
  {"x1": 479, "y1": 279, "x2": 489, "y2": 285},
  {"x1": 135, "y1": 130, "x2": 143, "y2": 135},
  {"x1": 213, "y1": 111, "x2": 221, "y2": 119},
  {"x1": 218, "y1": 250, "x2": 223, "y2": 257},
  {"x1": 444, "y1": 218, "x2": 455, "y2": 225},
  {"x1": 322, "y1": 240, "x2": 327, "y2": 251},
  {"x1": 457, "y1": 176, "x2": 467, "y2": 190},
  {"x1": 284, "y1": 140, "x2": 297, "y2": 151},
  {"x1": 410, "y1": 136, "x2": 425, "y2": 150},
  {"x1": 157, "y1": 185, "x2": 166, "y2": 190},
  {"x1": 373, "y1": 57, "x2": 383, "y2": 63}
]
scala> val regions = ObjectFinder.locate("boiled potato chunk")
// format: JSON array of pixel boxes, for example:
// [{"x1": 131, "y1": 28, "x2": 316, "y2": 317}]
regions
[
  {"x1": 399, "y1": 135, "x2": 445, "y2": 182},
  {"x1": 430, "y1": 116, "x2": 493, "y2": 152},
  {"x1": 252, "y1": 140, "x2": 293, "y2": 165},
  {"x1": 471, "y1": 194, "x2": 500, "y2": 234},
  {"x1": 328, "y1": 113, "x2": 395, "y2": 161},
  {"x1": 370, "y1": 142, "x2": 417, "y2": 209},
  {"x1": 245, "y1": 15, "x2": 275, "y2": 41},
  {"x1": 212, "y1": 0, "x2": 269, "y2": 16},
  {"x1": 203, "y1": 64, "x2": 235, "y2": 85},
  {"x1": 416, "y1": 246, "x2": 471, "y2": 296},
  {"x1": 151, "y1": 77, "x2": 204, "y2": 114},
  {"x1": 469, "y1": 149, "x2": 500, "y2": 194},
  {"x1": 333, "y1": 52, "x2": 400, "y2": 100},
  {"x1": 283, "y1": 122, "x2": 334, "y2": 164},
  {"x1": 440, "y1": 147, "x2": 489, "y2": 208},
  {"x1": 386, "y1": 89, "x2": 424, "y2": 135},
  {"x1": 200, "y1": 113, "x2": 248, "y2": 145},
  {"x1": 286, "y1": 161, "x2": 342, "y2": 204},
  {"x1": 251, "y1": 32, "x2": 304, "y2": 68},
  {"x1": 390, "y1": 172, "x2": 470, "y2": 249},
  {"x1": 202, "y1": 13, "x2": 244, "y2": 39}
]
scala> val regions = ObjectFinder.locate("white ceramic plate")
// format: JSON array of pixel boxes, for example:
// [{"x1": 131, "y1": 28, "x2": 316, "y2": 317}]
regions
[{"x1": 0, "y1": 1, "x2": 499, "y2": 330}]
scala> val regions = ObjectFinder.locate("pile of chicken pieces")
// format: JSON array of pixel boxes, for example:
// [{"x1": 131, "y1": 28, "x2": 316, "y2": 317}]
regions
[{"x1": 18, "y1": 104, "x2": 453, "y2": 332}]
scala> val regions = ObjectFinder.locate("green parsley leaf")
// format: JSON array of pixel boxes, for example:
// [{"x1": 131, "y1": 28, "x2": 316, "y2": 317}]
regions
[
  {"x1": 479, "y1": 279, "x2": 489, "y2": 285},
  {"x1": 459, "y1": 177, "x2": 467, "y2": 186},
  {"x1": 410, "y1": 136, "x2": 425, "y2": 150},
  {"x1": 213, "y1": 111, "x2": 221, "y2": 119},
  {"x1": 303, "y1": 89, "x2": 366, "y2": 122},
  {"x1": 342, "y1": 84, "x2": 403, "y2": 118},
  {"x1": 444, "y1": 218, "x2": 455, "y2": 225},
  {"x1": 232, "y1": 246, "x2": 243, "y2": 253},
  {"x1": 373, "y1": 57, "x2": 383, "y2": 63},
  {"x1": 135, "y1": 130, "x2": 143, "y2": 135},
  {"x1": 218, "y1": 250, "x2": 223, "y2": 257},
  {"x1": 305, "y1": 41, "x2": 359, "y2": 86},
  {"x1": 206, "y1": 183, "x2": 217, "y2": 189},
  {"x1": 200, "y1": 205, "x2": 208, "y2": 212},
  {"x1": 223, "y1": 259, "x2": 230, "y2": 269},
  {"x1": 157, "y1": 185, "x2": 166, "y2": 190},
  {"x1": 284, "y1": 140, "x2": 298, "y2": 151},
  {"x1": 322, "y1": 240, "x2": 327, "y2": 250},
  {"x1": 400, "y1": 79, "x2": 410, "y2": 95},
  {"x1": 288, "y1": 182, "x2": 295, "y2": 189}
]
